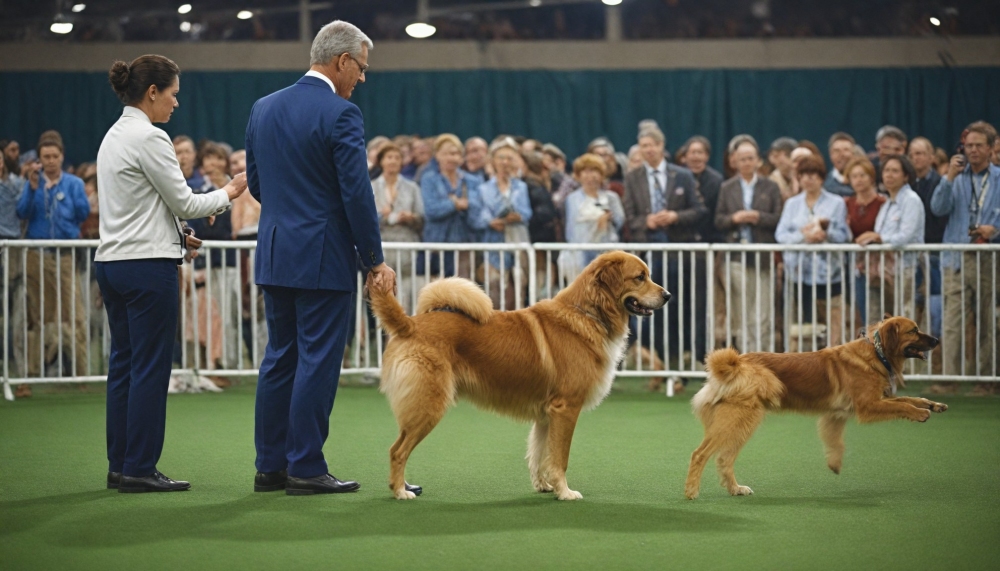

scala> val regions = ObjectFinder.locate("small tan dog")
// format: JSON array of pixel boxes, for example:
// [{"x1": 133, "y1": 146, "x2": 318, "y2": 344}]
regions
[
  {"x1": 685, "y1": 315, "x2": 945, "y2": 500},
  {"x1": 367, "y1": 251, "x2": 669, "y2": 500}
]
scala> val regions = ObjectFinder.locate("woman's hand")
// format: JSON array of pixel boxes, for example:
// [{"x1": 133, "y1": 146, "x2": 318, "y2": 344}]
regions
[
  {"x1": 224, "y1": 172, "x2": 248, "y2": 201},
  {"x1": 597, "y1": 211, "x2": 612, "y2": 232},
  {"x1": 489, "y1": 218, "x2": 505, "y2": 232},
  {"x1": 855, "y1": 231, "x2": 881, "y2": 246},
  {"x1": 504, "y1": 211, "x2": 522, "y2": 224},
  {"x1": 183, "y1": 227, "x2": 202, "y2": 260}
]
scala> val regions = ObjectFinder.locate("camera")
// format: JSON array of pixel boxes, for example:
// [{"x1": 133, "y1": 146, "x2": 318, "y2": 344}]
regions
[{"x1": 496, "y1": 206, "x2": 512, "y2": 219}]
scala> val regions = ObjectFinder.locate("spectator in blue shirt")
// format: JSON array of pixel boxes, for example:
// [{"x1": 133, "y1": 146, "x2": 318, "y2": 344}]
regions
[
  {"x1": 776, "y1": 155, "x2": 850, "y2": 348},
  {"x1": 824, "y1": 132, "x2": 857, "y2": 197},
  {"x1": 420, "y1": 134, "x2": 481, "y2": 278},
  {"x1": 854, "y1": 155, "x2": 925, "y2": 325},
  {"x1": 17, "y1": 139, "x2": 89, "y2": 239},
  {"x1": 930, "y1": 121, "x2": 1000, "y2": 379},
  {"x1": 469, "y1": 138, "x2": 532, "y2": 309}
]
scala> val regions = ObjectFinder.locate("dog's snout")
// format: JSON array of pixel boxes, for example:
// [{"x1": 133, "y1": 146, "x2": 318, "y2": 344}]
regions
[
  {"x1": 928, "y1": 335, "x2": 940, "y2": 349},
  {"x1": 662, "y1": 290, "x2": 671, "y2": 303}
]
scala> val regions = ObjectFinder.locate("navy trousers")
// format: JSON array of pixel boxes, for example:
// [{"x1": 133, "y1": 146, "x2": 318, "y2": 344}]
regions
[
  {"x1": 95, "y1": 258, "x2": 178, "y2": 477},
  {"x1": 255, "y1": 285, "x2": 353, "y2": 478}
]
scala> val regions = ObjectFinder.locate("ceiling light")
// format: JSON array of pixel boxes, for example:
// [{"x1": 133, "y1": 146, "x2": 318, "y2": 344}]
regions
[
  {"x1": 50, "y1": 22, "x2": 73, "y2": 34},
  {"x1": 180, "y1": 21, "x2": 192, "y2": 32},
  {"x1": 929, "y1": 17, "x2": 941, "y2": 27},
  {"x1": 405, "y1": 22, "x2": 436, "y2": 39},
  {"x1": 529, "y1": 0, "x2": 542, "y2": 6},
  {"x1": 178, "y1": 4, "x2": 192, "y2": 15},
  {"x1": 602, "y1": 0, "x2": 623, "y2": 5},
  {"x1": 71, "y1": 3, "x2": 86, "y2": 12},
  {"x1": 237, "y1": 10, "x2": 253, "y2": 20}
]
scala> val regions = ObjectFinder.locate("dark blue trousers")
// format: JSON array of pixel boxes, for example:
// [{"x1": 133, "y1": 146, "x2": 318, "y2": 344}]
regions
[
  {"x1": 255, "y1": 286, "x2": 353, "y2": 478},
  {"x1": 95, "y1": 259, "x2": 178, "y2": 477}
]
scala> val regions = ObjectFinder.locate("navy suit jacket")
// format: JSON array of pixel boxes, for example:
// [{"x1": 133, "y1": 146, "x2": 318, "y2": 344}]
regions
[{"x1": 245, "y1": 75, "x2": 384, "y2": 291}]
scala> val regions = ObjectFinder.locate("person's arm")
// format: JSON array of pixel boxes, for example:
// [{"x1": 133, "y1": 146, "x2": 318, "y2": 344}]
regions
[
  {"x1": 563, "y1": 193, "x2": 579, "y2": 243},
  {"x1": 756, "y1": 185, "x2": 784, "y2": 230},
  {"x1": 15, "y1": 179, "x2": 35, "y2": 220},
  {"x1": 673, "y1": 173, "x2": 707, "y2": 226},
  {"x1": 825, "y1": 199, "x2": 850, "y2": 244},
  {"x1": 774, "y1": 202, "x2": 803, "y2": 244},
  {"x1": 420, "y1": 174, "x2": 458, "y2": 222},
  {"x1": 331, "y1": 104, "x2": 383, "y2": 269},
  {"x1": 467, "y1": 182, "x2": 491, "y2": 231},
  {"x1": 513, "y1": 182, "x2": 533, "y2": 224},
  {"x1": 715, "y1": 184, "x2": 735, "y2": 231},
  {"x1": 621, "y1": 175, "x2": 646, "y2": 242},
  {"x1": 140, "y1": 131, "x2": 231, "y2": 220},
  {"x1": 609, "y1": 192, "x2": 626, "y2": 232},
  {"x1": 245, "y1": 106, "x2": 261, "y2": 204},
  {"x1": 71, "y1": 178, "x2": 90, "y2": 224},
  {"x1": 880, "y1": 197, "x2": 925, "y2": 246},
  {"x1": 929, "y1": 176, "x2": 954, "y2": 217}
]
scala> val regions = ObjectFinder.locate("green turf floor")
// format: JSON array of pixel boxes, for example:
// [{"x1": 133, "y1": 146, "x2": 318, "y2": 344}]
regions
[{"x1": 1, "y1": 380, "x2": 998, "y2": 571}]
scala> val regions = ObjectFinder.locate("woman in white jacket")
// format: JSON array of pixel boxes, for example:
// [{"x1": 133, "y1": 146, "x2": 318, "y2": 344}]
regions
[{"x1": 95, "y1": 55, "x2": 247, "y2": 493}]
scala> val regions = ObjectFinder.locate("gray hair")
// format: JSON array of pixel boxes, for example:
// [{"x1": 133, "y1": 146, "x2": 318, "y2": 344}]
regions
[
  {"x1": 638, "y1": 126, "x2": 666, "y2": 145},
  {"x1": 875, "y1": 125, "x2": 907, "y2": 144},
  {"x1": 310, "y1": 20, "x2": 373, "y2": 66},
  {"x1": 728, "y1": 134, "x2": 759, "y2": 155}
]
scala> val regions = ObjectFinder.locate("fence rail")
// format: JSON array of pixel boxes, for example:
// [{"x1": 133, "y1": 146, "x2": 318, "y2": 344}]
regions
[{"x1": 3, "y1": 239, "x2": 998, "y2": 400}]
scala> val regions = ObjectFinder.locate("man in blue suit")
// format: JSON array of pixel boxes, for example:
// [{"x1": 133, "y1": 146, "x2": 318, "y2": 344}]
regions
[{"x1": 245, "y1": 20, "x2": 396, "y2": 495}]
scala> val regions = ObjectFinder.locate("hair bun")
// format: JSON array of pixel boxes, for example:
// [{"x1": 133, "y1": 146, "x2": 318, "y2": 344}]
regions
[{"x1": 108, "y1": 60, "x2": 131, "y2": 96}]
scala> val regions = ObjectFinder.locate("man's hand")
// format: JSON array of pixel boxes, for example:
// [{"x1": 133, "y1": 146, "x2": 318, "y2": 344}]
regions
[
  {"x1": 855, "y1": 230, "x2": 881, "y2": 246},
  {"x1": 946, "y1": 154, "x2": 966, "y2": 182},
  {"x1": 368, "y1": 262, "x2": 396, "y2": 296},
  {"x1": 489, "y1": 218, "x2": 506, "y2": 232},
  {"x1": 25, "y1": 161, "x2": 40, "y2": 190},
  {"x1": 662, "y1": 210, "x2": 679, "y2": 226},
  {"x1": 225, "y1": 172, "x2": 248, "y2": 201},
  {"x1": 970, "y1": 224, "x2": 997, "y2": 242},
  {"x1": 183, "y1": 227, "x2": 202, "y2": 260}
]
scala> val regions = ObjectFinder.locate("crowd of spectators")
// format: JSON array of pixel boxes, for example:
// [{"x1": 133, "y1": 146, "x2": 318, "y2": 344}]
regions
[{"x1": 3, "y1": 118, "x2": 1000, "y2": 397}]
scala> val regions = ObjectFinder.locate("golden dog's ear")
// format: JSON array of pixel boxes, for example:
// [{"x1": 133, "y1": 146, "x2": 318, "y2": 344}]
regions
[
  {"x1": 592, "y1": 257, "x2": 624, "y2": 295},
  {"x1": 879, "y1": 319, "x2": 900, "y2": 358},
  {"x1": 882, "y1": 312, "x2": 893, "y2": 320}
]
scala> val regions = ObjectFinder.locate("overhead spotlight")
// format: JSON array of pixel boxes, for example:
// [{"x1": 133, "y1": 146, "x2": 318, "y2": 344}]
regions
[
  {"x1": 237, "y1": 10, "x2": 253, "y2": 20},
  {"x1": 71, "y1": 4, "x2": 86, "y2": 12},
  {"x1": 529, "y1": 0, "x2": 542, "y2": 6},
  {"x1": 50, "y1": 14, "x2": 73, "y2": 34},
  {"x1": 178, "y1": 4, "x2": 192, "y2": 15},
  {"x1": 602, "y1": 0, "x2": 623, "y2": 5},
  {"x1": 180, "y1": 21, "x2": 192, "y2": 32},
  {"x1": 405, "y1": 22, "x2": 436, "y2": 39},
  {"x1": 929, "y1": 16, "x2": 941, "y2": 27}
]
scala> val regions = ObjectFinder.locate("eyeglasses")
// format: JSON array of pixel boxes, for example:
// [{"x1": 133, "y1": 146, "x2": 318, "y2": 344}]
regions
[{"x1": 345, "y1": 53, "x2": 369, "y2": 75}]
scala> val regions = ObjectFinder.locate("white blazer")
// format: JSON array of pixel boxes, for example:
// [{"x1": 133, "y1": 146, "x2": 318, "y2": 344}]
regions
[{"x1": 95, "y1": 106, "x2": 229, "y2": 262}]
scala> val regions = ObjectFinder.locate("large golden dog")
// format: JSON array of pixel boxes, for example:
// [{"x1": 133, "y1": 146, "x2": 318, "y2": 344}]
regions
[
  {"x1": 367, "y1": 251, "x2": 669, "y2": 500},
  {"x1": 685, "y1": 315, "x2": 945, "y2": 500}
]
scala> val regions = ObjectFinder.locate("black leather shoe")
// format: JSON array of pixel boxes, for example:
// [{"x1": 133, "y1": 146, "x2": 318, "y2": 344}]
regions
[
  {"x1": 118, "y1": 471, "x2": 191, "y2": 493},
  {"x1": 285, "y1": 473, "x2": 360, "y2": 496},
  {"x1": 107, "y1": 471, "x2": 122, "y2": 490},
  {"x1": 254, "y1": 470, "x2": 288, "y2": 492},
  {"x1": 405, "y1": 482, "x2": 422, "y2": 496}
]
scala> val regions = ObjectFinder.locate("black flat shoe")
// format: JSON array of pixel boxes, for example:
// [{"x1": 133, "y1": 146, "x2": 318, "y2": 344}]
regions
[
  {"x1": 119, "y1": 471, "x2": 191, "y2": 493},
  {"x1": 285, "y1": 473, "x2": 360, "y2": 496},
  {"x1": 107, "y1": 471, "x2": 122, "y2": 490},
  {"x1": 254, "y1": 470, "x2": 288, "y2": 492},
  {"x1": 405, "y1": 482, "x2": 422, "y2": 496}
]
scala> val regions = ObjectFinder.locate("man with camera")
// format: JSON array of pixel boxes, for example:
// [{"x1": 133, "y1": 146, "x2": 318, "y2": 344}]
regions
[{"x1": 931, "y1": 121, "x2": 1000, "y2": 380}]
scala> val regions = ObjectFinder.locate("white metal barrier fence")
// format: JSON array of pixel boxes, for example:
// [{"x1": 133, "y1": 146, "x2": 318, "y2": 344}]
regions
[{"x1": 2, "y1": 240, "x2": 998, "y2": 400}]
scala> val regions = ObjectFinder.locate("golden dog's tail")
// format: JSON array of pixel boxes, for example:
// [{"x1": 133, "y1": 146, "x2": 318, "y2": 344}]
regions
[
  {"x1": 414, "y1": 278, "x2": 493, "y2": 325},
  {"x1": 367, "y1": 279, "x2": 416, "y2": 338},
  {"x1": 692, "y1": 348, "x2": 784, "y2": 421}
]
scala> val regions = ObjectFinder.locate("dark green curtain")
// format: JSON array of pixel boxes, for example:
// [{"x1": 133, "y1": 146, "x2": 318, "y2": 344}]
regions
[{"x1": 2, "y1": 67, "x2": 998, "y2": 170}]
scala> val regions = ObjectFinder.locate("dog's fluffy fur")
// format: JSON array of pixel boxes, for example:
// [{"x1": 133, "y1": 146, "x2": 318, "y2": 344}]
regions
[
  {"x1": 367, "y1": 251, "x2": 670, "y2": 500},
  {"x1": 685, "y1": 315, "x2": 946, "y2": 500}
]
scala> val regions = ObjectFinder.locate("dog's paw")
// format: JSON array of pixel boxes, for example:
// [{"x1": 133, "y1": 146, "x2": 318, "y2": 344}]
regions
[
  {"x1": 394, "y1": 489, "x2": 417, "y2": 500},
  {"x1": 930, "y1": 402, "x2": 948, "y2": 413},
  {"x1": 533, "y1": 480, "x2": 554, "y2": 493},
  {"x1": 913, "y1": 409, "x2": 931, "y2": 422},
  {"x1": 730, "y1": 485, "x2": 754, "y2": 496},
  {"x1": 828, "y1": 463, "x2": 841, "y2": 475},
  {"x1": 684, "y1": 488, "x2": 700, "y2": 500},
  {"x1": 556, "y1": 489, "x2": 583, "y2": 501}
]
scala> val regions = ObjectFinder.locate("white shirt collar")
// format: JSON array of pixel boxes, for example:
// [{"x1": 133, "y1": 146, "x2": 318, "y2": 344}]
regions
[
  {"x1": 122, "y1": 105, "x2": 152, "y2": 124},
  {"x1": 645, "y1": 159, "x2": 666, "y2": 175},
  {"x1": 305, "y1": 70, "x2": 337, "y2": 94},
  {"x1": 832, "y1": 168, "x2": 846, "y2": 183},
  {"x1": 739, "y1": 174, "x2": 758, "y2": 187}
]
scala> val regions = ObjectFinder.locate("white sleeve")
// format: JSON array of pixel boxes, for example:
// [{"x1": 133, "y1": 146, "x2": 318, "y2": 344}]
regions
[{"x1": 139, "y1": 130, "x2": 230, "y2": 219}]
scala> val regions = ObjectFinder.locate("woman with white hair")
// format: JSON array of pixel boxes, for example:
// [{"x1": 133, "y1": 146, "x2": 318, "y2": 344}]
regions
[{"x1": 469, "y1": 137, "x2": 532, "y2": 309}]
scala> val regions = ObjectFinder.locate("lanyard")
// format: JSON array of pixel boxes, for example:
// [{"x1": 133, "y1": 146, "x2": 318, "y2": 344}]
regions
[{"x1": 970, "y1": 171, "x2": 990, "y2": 226}]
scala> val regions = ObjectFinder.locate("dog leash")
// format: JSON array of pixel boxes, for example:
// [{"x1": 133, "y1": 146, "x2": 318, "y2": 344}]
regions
[{"x1": 859, "y1": 327, "x2": 896, "y2": 396}]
